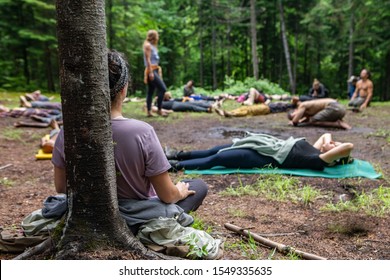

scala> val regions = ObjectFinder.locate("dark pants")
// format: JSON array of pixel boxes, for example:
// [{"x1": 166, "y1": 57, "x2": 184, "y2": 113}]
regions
[
  {"x1": 128, "y1": 178, "x2": 208, "y2": 235},
  {"x1": 176, "y1": 145, "x2": 278, "y2": 170},
  {"x1": 146, "y1": 70, "x2": 167, "y2": 111},
  {"x1": 176, "y1": 179, "x2": 208, "y2": 213},
  {"x1": 172, "y1": 101, "x2": 211, "y2": 112}
]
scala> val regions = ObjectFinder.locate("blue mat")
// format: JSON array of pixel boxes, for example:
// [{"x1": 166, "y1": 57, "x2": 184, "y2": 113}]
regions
[{"x1": 184, "y1": 159, "x2": 381, "y2": 179}]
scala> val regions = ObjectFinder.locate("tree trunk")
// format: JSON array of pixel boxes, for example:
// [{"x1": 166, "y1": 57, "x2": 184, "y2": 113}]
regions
[
  {"x1": 212, "y1": 20, "x2": 217, "y2": 90},
  {"x1": 303, "y1": 32, "x2": 308, "y2": 86},
  {"x1": 22, "y1": 47, "x2": 30, "y2": 85},
  {"x1": 44, "y1": 43, "x2": 55, "y2": 92},
  {"x1": 198, "y1": 0, "x2": 204, "y2": 87},
  {"x1": 226, "y1": 21, "x2": 232, "y2": 77},
  {"x1": 261, "y1": 14, "x2": 270, "y2": 78},
  {"x1": 347, "y1": 0, "x2": 354, "y2": 81},
  {"x1": 293, "y1": 31, "x2": 298, "y2": 94},
  {"x1": 55, "y1": 0, "x2": 155, "y2": 259},
  {"x1": 107, "y1": 0, "x2": 113, "y2": 49},
  {"x1": 278, "y1": 0, "x2": 295, "y2": 94},
  {"x1": 250, "y1": 0, "x2": 259, "y2": 80},
  {"x1": 384, "y1": 50, "x2": 390, "y2": 101}
]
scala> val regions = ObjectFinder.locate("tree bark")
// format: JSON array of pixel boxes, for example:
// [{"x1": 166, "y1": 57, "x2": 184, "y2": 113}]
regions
[
  {"x1": 198, "y1": 0, "x2": 204, "y2": 87},
  {"x1": 347, "y1": 0, "x2": 355, "y2": 81},
  {"x1": 278, "y1": 0, "x2": 295, "y2": 94},
  {"x1": 107, "y1": 0, "x2": 114, "y2": 49},
  {"x1": 250, "y1": 0, "x2": 259, "y2": 80},
  {"x1": 211, "y1": 21, "x2": 217, "y2": 90},
  {"x1": 55, "y1": 0, "x2": 155, "y2": 259},
  {"x1": 45, "y1": 42, "x2": 55, "y2": 92}
]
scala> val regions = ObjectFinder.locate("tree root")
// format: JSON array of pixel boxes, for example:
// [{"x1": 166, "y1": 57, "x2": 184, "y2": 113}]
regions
[{"x1": 13, "y1": 237, "x2": 54, "y2": 260}]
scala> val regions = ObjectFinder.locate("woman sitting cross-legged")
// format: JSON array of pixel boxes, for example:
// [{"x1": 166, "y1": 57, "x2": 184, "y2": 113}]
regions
[
  {"x1": 52, "y1": 50, "x2": 209, "y2": 234},
  {"x1": 166, "y1": 133, "x2": 353, "y2": 172}
]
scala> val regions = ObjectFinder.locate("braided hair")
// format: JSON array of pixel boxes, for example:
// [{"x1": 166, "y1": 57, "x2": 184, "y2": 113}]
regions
[{"x1": 108, "y1": 50, "x2": 129, "y2": 101}]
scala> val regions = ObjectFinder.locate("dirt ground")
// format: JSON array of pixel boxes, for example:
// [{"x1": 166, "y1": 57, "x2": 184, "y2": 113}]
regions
[{"x1": 0, "y1": 101, "x2": 389, "y2": 260}]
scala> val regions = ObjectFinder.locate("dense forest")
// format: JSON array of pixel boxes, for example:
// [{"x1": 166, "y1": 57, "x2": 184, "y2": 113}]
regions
[{"x1": 0, "y1": 0, "x2": 389, "y2": 100}]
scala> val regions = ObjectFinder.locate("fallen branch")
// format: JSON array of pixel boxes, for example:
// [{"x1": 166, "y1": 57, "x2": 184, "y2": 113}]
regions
[
  {"x1": 13, "y1": 237, "x2": 54, "y2": 260},
  {"x1": 255, "y1": 230, "x2": 306, "y2": 237},
  {"x1": 225, "y1": 223, "x2": 326, "y2": 260},
  {"x1": 0, "y1": 164, "x2": 13, "y2": 171}
]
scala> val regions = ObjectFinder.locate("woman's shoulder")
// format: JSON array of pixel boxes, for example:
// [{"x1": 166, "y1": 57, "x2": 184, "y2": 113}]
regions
[
  {"x1": 143, "y1": 41, "x2": 152, "y2": 49},
  {"x1": 112, "y1": 118, "x2": 154, "y2": 133},
  {"x1": 112, "y1": 117, "x2": 151, "y2": 126}
]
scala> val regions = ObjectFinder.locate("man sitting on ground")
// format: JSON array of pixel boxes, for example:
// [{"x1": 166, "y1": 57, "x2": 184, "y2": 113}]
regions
[
  {"x1": 348, "y1": 69, "x2": 373, "y2": 112},
  {"x1": 288, "y1": 98, "x2": 351, "y2": 129}
]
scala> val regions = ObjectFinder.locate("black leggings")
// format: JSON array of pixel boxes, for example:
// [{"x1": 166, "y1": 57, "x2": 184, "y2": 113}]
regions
[
  {"x1": 146, "y1": 70, "x2": 167, "y2": 111},
  {"x1": 176, "y1": 145, "x2": 278, "y2": 170}
]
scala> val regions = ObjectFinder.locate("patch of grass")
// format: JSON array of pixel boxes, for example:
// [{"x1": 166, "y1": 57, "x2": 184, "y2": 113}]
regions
[
  {"x1": 121, "y1": 100, "x2": 214, "y2": 124},
  {"x1": 241, "y1": 232, "x2": 263, "y2": 260},
  {"x1": 225, "y1": 233, "x2": 263, "y2": 260},
  {"x1": 221, "y1": 174, "x2": 322, "y2": 206},
  {"x1": 327, "y1": 222, "x2": 369, "y2": 236},
  {"x1": 1, "y1": 127, "x2": 24, "y2": 142},
  {"x1": 322, "y1": 185, "x2": 390, "y2": 217},
  {"x1": 368, "y1": 128, "x2": 390, "y2": 143},
  {"x1": 370, "y1": 101, "x2": 390, "y2": 107},
  {"x1": 190, "y1": 212, "x2": 213, "y2": 233},
  {"x1": 0, "y1": 177, "x2": 15, "y2": 187},
  {"x1": 285, "y1": 250, "x2": 302, "y2": 260},
  {"x1": 227, "y1": 208, "x2": 246, "y2": 218},
  {"x1": 299, "y1": 185, "x2": 322, "y2": 206}
]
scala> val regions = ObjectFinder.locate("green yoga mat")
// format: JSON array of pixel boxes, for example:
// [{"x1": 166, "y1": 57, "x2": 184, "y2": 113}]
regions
[{"x1": 184, "y1": 159, "x2": 381, "y2": 179}]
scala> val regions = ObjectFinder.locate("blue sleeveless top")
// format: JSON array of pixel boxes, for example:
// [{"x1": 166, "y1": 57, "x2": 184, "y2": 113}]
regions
[{"x1": 144, "y1": 44, "x2": 160, "y2": 66}]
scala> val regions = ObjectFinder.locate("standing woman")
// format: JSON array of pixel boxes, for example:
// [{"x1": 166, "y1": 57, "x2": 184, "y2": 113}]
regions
[{"x1": 143, "y1": 30, "x2": 168, "y2": 117}]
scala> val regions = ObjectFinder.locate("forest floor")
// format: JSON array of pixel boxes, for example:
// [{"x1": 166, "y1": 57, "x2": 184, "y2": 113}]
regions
[{"x1": 0, "y1": 96, "x2": 389, "y2": 260}]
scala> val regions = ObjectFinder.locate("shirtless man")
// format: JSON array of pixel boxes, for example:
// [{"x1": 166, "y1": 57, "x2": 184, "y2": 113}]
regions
[
  {"x1": 288, "y1": 98, "x2": 351, "y2": 129},
  {"x1": 348, "y1": 69, "x2": 373, "y2": 111}
]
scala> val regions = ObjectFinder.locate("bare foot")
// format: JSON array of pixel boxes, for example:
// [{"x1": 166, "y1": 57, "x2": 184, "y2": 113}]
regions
[
  {"x1": 25, "y1": 93, "x2": 35, "y2": 101},
  {"x1": 49, "y1": 119, "x2": 60, "y2": 130},
  {"x1": 20, "y1": 96, "x2": 32, "y2": 108},
  {"x1": 338, "y1": 120, "x2": 352, "y2": 130},
  {"x1": 223, "y1": 110, "x2": 233, "y2": 118},
  {"x1": 214, "y1": 108, "x2": 225, "y2": 116},
  {"x1": 157, "y1": 110, "x2": 168, "y2": 117}
]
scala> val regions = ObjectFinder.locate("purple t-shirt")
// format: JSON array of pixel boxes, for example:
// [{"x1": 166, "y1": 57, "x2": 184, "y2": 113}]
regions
[{"x1": 51, "y1": 118, "x2": 171, "y2": 200}]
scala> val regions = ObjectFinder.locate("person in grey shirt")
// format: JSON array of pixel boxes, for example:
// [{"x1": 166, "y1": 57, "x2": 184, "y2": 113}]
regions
[{"x1": 52, "y1": 50, "x2": 208, "y2": 222}]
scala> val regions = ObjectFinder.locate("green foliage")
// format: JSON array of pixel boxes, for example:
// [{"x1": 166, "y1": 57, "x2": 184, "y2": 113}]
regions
[
  {"x1": 220, "y1": 76, "x2": 290, "y2": 95},
  {"x1": 221, "y1": 174, "x2": 321, "y2": 206},
  {"x1": 184, "y1": 232, "x2": 209, "y2": 259},
  {"x1": 322, "y1": 185, "x2": 390, "y2": 216},
  {"x1": 190, "y1": 211, "x2": 213, "y2": 233},
  {"x1": 1, "y1": 127, "x2": 24, "y2": 142},
  {"x1": 0, "y1": 0, "x2": 389, "y2": 100},
  {"x1": 0, "y1": 177, "x2": 15, "y2": 187}
]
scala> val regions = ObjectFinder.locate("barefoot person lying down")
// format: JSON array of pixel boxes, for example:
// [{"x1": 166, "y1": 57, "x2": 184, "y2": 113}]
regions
[{"x1": 166, "y1": 133, "x2": 353, "y2": 171}]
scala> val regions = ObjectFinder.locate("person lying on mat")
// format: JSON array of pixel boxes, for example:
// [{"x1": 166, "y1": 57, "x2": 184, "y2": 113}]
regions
[
  {"x1": 166, "y1": 133, "x2": 353, "y2": 172},
  {"x1": 40, "y1": 120, "x2": 61, "y2": 153}
]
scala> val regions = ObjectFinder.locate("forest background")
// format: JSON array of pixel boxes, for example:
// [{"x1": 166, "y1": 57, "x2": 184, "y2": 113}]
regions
[{"x1": 0, "y1": 0, "x2": 389, "y2": 100}]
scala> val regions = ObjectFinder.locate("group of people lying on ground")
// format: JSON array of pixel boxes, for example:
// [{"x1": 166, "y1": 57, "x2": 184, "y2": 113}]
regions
[
  {"x1": 0, "y1": 90, "x2": 62, "y2": 128},
  {"x1": 49, "y1": 50, "x2": 354, "y2": 238},
  {"x1": 0, "y1": 49, "x2": 358, "y2": 259},
  {"x1": 155, "y1": 67, "x2": 373, "y2": 130},
  {"x1": 138, "y1": 81, "x2": 351, "y2": 130}
]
